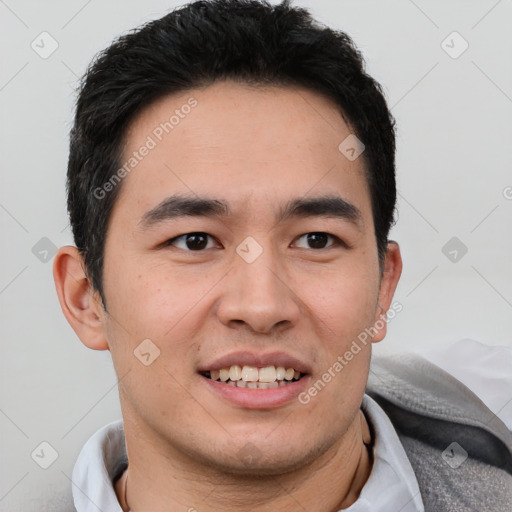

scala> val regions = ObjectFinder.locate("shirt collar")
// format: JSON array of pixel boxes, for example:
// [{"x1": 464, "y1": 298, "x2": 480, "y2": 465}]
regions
[
  {"x1": 72, "y1": 419, "x2": 126, "y2": 512},
  {"x1": 71, "y1": 395, "x2": 424, "y2": 512},
  {"x1": 345, "y1": 395, "x2": 424, "y2": 511}
]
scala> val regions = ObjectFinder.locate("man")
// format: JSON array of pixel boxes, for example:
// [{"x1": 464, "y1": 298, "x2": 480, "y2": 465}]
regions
[{"x1": 53, "y1": 1, "x2": 512, "y2": 510}]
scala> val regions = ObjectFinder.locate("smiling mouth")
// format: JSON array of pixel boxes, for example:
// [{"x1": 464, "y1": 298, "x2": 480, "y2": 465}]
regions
[{"x1": 201, "y1": 364, "x2": 305, "y2": 389}]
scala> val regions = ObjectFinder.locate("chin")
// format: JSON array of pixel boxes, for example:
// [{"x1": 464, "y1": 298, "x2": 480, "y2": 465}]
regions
[
  {"x1": 189, "y1": 434, "x2": 336, "y2": 478},
  {"x1": 205, "y1": 453, "x2": 311, "y2": 478}
]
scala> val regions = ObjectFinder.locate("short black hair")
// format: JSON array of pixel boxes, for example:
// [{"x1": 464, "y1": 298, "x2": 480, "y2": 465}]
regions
[{"x1": 67, "y1": 0, "x2": 396, "y2": 308}]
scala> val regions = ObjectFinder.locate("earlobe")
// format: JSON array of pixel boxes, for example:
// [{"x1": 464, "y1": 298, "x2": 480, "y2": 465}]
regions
[
  {"x1": 372, "y1": 241, "x2": 403, "y2": 343},
  {"x1": 53, "y1": 246, "x2": 109, "y2": 351}
]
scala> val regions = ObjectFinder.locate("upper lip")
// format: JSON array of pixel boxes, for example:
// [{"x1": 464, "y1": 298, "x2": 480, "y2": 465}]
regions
[{"x1": 197, "y1": 350, "x2": 312, "y2": 374}]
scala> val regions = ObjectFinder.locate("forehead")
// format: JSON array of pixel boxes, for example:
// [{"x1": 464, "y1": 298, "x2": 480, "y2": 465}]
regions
[{"x1": 115, "y1": 80, "x2": 371, "y2": 224}]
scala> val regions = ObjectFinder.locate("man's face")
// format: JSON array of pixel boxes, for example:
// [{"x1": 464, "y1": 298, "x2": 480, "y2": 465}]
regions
[{"x1": 98, "y1": 80, "x2": 393, "y2": 474}]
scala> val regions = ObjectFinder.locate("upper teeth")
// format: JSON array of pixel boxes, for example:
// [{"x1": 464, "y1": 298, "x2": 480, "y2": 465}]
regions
[{"x1": 210, "y1": 365, "x2": 300, "y2": 383}]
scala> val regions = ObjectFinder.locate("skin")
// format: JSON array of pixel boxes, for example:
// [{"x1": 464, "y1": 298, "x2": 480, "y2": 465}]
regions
[{"x1": 54, "y1": 80, "x2": 402, "y2": 511}]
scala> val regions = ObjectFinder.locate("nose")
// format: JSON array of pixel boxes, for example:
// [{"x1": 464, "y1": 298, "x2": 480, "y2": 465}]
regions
[{"x1": 216, "y1": 245, "x2": 301, "y2": 335}]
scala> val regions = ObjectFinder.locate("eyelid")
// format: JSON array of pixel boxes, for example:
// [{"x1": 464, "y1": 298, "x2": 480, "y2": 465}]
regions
[
  {"x1": 163, "y1": 232, "x2": 221, "y2": 251},
  {"x1": 293, "y1": 232, "x2": 347, "y2": 250}
]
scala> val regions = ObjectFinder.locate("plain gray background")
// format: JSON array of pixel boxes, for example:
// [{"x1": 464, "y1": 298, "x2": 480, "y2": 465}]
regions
[{"x1": 1, "y1": 0, "x2": 511, "y2": 510}]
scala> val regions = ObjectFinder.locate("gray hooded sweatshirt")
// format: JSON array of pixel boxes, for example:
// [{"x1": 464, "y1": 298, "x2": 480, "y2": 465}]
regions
[{"x1": 366, "y1": 354, "x2": 512, "y2": 512}]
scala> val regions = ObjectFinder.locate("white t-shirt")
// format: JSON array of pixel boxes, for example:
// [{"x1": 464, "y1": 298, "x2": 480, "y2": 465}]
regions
[{"x1": 71, "y1": 339, "x2": 512, "y2": 512}]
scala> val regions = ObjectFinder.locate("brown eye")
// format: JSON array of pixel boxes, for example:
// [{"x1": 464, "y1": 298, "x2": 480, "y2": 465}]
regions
[
  {"x1": 167, "y1": 232, "x2": 216, "y2": 251},
  {"x1": 295, "y1": 232, "x2": 337, "y2": 250}
]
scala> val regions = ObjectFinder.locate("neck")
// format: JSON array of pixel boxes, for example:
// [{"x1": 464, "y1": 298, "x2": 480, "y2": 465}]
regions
[{"x1": 115, "y1": 410, "x2": 372, "y2": 512}]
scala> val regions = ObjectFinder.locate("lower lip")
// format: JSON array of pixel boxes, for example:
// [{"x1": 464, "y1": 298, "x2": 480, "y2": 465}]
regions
[{"x1": 200, "y1": 375, "x2": 310, "y2": 409}]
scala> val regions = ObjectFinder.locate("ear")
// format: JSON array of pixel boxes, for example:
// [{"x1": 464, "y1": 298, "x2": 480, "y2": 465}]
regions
[
  {"x1": 371, "y1": 241, "x2": 402, "y2": 343},
  {"x1": 53, "y1": 245, "x2": 109, "y2": 351}
]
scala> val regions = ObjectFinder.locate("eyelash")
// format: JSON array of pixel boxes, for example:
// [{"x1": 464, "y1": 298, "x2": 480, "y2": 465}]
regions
[{"x1": 164, "y1": 232, "x2": 347, "y2": 251}]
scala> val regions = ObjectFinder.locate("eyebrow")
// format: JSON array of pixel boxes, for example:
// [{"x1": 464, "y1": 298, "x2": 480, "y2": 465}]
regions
[{"x1": 139, "y1": 194, "x2": 363, "y2": 229}]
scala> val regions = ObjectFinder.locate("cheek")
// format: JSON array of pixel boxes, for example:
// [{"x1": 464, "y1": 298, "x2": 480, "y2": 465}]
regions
[
  {"x1": 299, "y1": 270, "x2": 376, "y2": 422},
  {"x1": 102, "y1": 265, "x2": 204, "y2": 418},
  {"x1": 103, "y1": 258, "x2": 215, "y2": 346},
  {"x1": 303, "y1": 265, "x2": 379, "y2": 339}
]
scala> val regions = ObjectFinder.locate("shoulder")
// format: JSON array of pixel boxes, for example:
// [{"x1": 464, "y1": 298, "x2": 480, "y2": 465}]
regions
[{"x1": 367, "y1": 349, "x2": 512, "y2": 512}]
